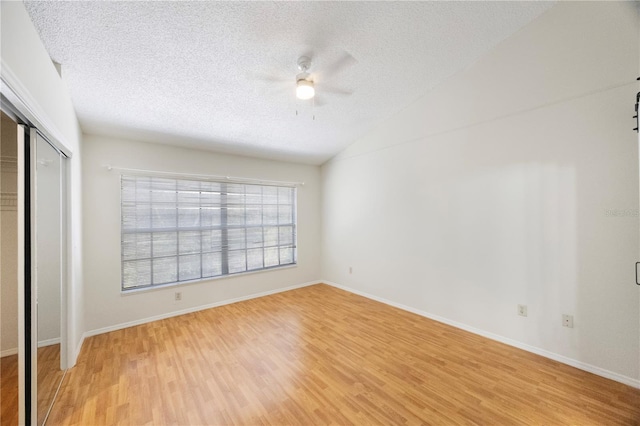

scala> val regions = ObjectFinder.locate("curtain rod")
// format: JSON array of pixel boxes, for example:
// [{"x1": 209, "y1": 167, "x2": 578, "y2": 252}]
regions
[{"x1": 103, "y1": 165, "x2": 305, "y2": 187}]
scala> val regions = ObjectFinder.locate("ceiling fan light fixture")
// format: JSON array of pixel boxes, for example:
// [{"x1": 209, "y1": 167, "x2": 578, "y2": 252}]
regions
[{"x1": 296, "y1": 79, "x2": 315, "y2": 100}]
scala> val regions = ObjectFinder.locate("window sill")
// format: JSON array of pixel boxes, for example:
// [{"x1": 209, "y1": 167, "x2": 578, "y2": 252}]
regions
[{"x1": 120, "y1": 263, "x2": 298, "y2": 296}]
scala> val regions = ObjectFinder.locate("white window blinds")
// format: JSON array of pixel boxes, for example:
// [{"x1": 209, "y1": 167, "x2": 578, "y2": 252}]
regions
[{"x1": 121, "y1": 175, "x2": 297, "y2": 290}]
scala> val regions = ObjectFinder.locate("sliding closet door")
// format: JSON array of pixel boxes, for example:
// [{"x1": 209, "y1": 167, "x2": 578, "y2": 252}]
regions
[
  {"x1": 12, "y1": 121, "x2": 68, "y2": 425},
  {"x1": 16, "y1": 124, "x2": 31, "y2": 426},
  {"x1": 31, "y1": 130, "x2": 66, "y2": 425}
]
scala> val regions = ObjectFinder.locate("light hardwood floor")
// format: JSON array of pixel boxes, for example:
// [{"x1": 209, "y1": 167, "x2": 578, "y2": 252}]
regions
[
  {"x1": 1, "y1": 344, "x2": 64, "y2": 426},
  {"x1": 1, "y1": 353, "x2": 19, "y2": 425},
  {"x1": 46, "y1": 284, "x2": 639, "y2": 425},
  {"x1": 38, "y1": 344, "x2": 65, "y2": 425}
]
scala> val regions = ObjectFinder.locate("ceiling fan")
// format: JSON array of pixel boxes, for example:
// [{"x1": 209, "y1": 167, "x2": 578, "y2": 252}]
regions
[
  {"x1": 295, "y1": 56, "x2": 316, "y2": 100},
  {"x1": 253, "y1": 51, "x2": 357, "y2": 106}
]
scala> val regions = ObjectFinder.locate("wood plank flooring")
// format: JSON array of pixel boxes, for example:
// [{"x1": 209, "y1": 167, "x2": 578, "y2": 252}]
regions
[
  {"x1": 47, "y1": 284, "x2": 640, "y2": 425},
  {"x1": 38, "y1": 344, "x2": 65, "y2": 425},
  {"x1": 1, "y1": 353, "x2": 19, "y2": 425},
  {"x1": 1, "y1": 344, "x2": 63, "y2": 426}
]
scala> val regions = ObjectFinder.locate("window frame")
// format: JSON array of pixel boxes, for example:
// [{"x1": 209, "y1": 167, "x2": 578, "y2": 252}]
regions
[{"x1": 120, "y1": 174, "x2": 298, "y2": 292}]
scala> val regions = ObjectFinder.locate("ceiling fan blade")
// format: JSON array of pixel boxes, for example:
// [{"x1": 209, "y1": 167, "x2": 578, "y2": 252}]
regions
[
  {"x1": 320, "y1": 51, "x2": 357, "y2": 79},
  {"x1": 247, "y1": 71, "x2": 290, "y2": 83},
  {"x1": 251, "y1": 80, "x2": 291, "y2": 98},
  {"x1": 260, "y1": 84, "x2": 293, "y2": 98},
  {"x1": 318, "y1": 84, "x2": 352, "y2": 97}
]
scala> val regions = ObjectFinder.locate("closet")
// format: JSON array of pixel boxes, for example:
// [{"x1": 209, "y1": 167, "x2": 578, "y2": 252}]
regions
[{"x1": 1, "y1": 101, "x2": 68, "y2": 425}]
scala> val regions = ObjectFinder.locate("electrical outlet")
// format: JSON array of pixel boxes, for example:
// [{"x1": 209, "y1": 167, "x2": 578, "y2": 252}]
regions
[
  {"x1": 562, "y1": 314, "x2": 574, "y2": 328},
  {"x1": 175, "y1": 292, "x2": 182, "y2": 302},
  {"x1": 349, "y1": 266, "x2": 352, "y2": 274},
  {"x1": 517, "y1": 304, "x2": 527, "y2": 317}
]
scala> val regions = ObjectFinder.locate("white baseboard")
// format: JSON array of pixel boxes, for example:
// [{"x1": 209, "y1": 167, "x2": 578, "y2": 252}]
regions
[
  {"x1": 323, "y1": 281, "x2": 640, "y2": 389},
  {"x1": 38, "y1": 338, "x2": 60, "y2": 348},
  {"x1": 1, "y1": 347, "x2": 18, "y2": 357},
  {"x1": 2, "y1": 339, "x2": 62, "y2": 358},
  {"x1": 84, "y1": 280, "x2": 322, "y2": 339}
]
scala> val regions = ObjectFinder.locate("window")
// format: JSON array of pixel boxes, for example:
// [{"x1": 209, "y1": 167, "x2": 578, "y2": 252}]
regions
[{"x1": 120, "y1": 175, "x2": 297, "y2": 291}]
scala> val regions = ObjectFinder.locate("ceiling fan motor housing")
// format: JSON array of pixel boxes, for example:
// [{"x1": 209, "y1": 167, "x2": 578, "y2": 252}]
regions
[
  {"x1": 296, "y1": 72, "x2": 311, "y2": 83},
  {"x1": 297, "y1": 55, "x2": 312, "y2": 73}
]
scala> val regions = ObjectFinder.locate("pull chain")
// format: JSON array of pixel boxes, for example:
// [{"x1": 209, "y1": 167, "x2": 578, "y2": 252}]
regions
[{"x1": 294, "y1": 98, "x2": 316, "y2": 120}]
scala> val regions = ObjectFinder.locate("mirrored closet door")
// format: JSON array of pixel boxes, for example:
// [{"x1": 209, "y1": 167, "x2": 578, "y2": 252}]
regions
[
  {"x1": 32, "y1": 130, "x2": 67, "y2": 426},
  {"x1": 1, "y1": 111, "x2": 20, "y2": 426},
  {"x1": 0, "y1": 115, "x2": 66, "y2": 425},
  {"x1": 3, "y1": 90, "x2": 70, "y2": 425}
]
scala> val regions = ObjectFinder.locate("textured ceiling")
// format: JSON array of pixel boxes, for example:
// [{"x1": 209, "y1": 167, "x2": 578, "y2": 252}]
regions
[{"x1": 24, "y1": 1, "x2": 554, "y2": 165}]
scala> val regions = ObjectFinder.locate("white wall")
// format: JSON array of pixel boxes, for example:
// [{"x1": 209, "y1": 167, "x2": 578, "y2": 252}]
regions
[
  {"x1": 82, "y1": 134, "x2": 321, "y2": 333},
  {"x1": 321, "y1": 1, "x2": 640, "y2": 386},
  {"x1": 1, "y1": 1, "x2": 84, "y2": 366}
]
